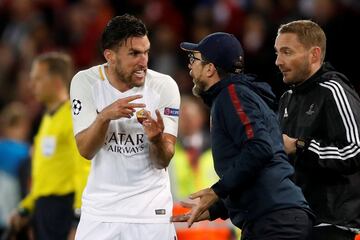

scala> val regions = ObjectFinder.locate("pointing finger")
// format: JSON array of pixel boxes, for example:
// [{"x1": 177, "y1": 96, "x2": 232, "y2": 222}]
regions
[
  {"x1": 122, "y1": 95, "x2": 143, "y2": 103},
  {"x1": 128, "y1": 103, "x2": 146, "y2": 109}
]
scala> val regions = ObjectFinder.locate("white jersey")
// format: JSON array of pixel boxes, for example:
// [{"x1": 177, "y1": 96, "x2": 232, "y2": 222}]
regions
[{"x1": 70, "y1": 64, "x2": 180, "y2": 223}]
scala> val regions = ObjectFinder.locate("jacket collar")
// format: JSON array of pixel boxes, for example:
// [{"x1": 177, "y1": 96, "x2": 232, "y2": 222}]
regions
[
  {"x1": 199, "y1": 74, "x2": 241, "y2": 107},
  {"x1": 291, "y1": 62, "x2": 335, "y2": 92}
]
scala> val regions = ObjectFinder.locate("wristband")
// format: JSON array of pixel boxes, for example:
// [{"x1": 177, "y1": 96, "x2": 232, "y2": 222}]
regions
[{"x1": 295, "y1": 138, "x2": 307, "y2": 154}]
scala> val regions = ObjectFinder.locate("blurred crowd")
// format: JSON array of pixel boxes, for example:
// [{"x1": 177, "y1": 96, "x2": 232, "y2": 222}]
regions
[
  {"x1": 1, "y1": 0, "x2": 359, "y2": 112},
  {"x1": 0, "y1": 0, "x2": 359, "y2": 238}
]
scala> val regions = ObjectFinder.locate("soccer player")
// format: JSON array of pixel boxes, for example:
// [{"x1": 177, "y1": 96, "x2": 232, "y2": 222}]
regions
[{"x1": 70, "y1": 14, "x2": 180, "y2": 239}]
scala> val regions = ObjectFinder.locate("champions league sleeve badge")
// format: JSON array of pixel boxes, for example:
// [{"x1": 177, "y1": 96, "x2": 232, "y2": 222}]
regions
[
  {"x1": 164, "y1": 107, "x2": 179, "y2": 117},
  {"x1": 72, "y1": 99, "x2": 82, "y2": 115}
]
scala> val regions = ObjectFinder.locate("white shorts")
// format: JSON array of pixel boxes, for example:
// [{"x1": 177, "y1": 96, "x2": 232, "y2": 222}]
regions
[{"x1": 75, "y1": 217, "x2": 177, "y2": 240}]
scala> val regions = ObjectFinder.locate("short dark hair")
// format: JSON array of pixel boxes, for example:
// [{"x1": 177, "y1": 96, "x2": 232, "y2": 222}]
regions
[
  {"x1": 34, "y1": 52, "x2": 74, "y2": 89},
  {"x1": 201, "y1": 54, "x2": 244, "y2": 79},
  {"x1": 101, "y1": 14, "x2": 148, "y2": 52}
]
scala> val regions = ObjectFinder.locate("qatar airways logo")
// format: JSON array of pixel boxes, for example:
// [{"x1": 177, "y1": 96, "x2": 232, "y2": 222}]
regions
[{"x1": 104, "y1": 132, "x2": 146, "y2": 155}]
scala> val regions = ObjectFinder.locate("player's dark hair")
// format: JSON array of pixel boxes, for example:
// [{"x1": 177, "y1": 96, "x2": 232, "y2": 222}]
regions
[{"x1": 101, "y1": 14, "x2": 148, "y2": 52}]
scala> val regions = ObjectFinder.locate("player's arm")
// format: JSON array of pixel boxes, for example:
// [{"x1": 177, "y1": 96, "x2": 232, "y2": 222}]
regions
[
  {"x1": 143, "y1": 110, "x2": 176, "y2": 168},
  {"x1": 76, "y1": 95, "x2": 146, "y2": 159},
  {"x1": 75, "y1": 113, "x2": 110, "y2": 160},
  {"x1": 149, "y1": 132, "x2": 176, "y2": 169}
]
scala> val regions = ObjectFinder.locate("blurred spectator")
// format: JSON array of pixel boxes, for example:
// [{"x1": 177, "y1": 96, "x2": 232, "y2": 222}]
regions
[
  {"x1": 143, "y1": 0, "x2": 185, "y2": 41},
  {"x1": 0, "y1": 102, "x2": 31, "y2": 237},
  {"x1": 0, "y1": 0, "x2": 358, "y2": 106},
  {"x1": 56, "y1": 0, "x2": 114, "y2": 68},
  {"x1": 150, "y1": 24, "x2": 181, "y2": 76},
  {"x1": 9, "y1": 52, "x2": 90, "y2": 240},
  {"x1": 169, "y1": 95, "x2": 213, "y2": 200},
  {"x1": 0, "y1": 3, "x2": 358, "y2": 238},
  {"x1": 0, "y1": 42, "x2": 17, "y2": 109},
  {"x1": 310, "y1": 0, "x2": 360, "y2": 93},
  {"x1": 240, "y1": 12, "x2": 283, "y2": 96},
  {"x1": 170, "y1": 95, "x2": 235, "y2": 240},
  {"x1": 212, "y1": 0, "x2": 245, "y2": 35},
  {"x1": 0, "y1": 0, "x2": 40, "y2": 54}
]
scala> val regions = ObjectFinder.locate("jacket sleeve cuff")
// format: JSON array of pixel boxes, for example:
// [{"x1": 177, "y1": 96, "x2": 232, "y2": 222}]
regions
[
  {"x1": 211, "y1": 181, "x2": 229, "y2": 199},
  {"x1": 208, "y1": 200, "x2": 229, "y2": 221}
]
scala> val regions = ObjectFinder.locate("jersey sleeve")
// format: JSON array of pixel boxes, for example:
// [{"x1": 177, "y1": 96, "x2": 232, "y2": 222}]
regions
[
  {"x1": 70, "y1": 71, "x2": 98, "y2": 136},
  {"x1": 157, "y1": 76, "x2": 180, "y2": 137}
]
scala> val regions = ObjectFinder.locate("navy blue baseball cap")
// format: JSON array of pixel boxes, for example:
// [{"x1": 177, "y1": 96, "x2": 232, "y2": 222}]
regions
[{"x1": 180, "y1": 32, "x2": 244, "y2": 73}]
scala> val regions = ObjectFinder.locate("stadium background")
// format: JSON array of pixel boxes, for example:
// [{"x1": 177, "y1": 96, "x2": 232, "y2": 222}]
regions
[{"x1": 0, "y1": 0, "x2": 359, "y2": 239}]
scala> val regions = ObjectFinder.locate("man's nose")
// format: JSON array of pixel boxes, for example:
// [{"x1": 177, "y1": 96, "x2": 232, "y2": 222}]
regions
[
  {"x1": 139, "y1": 53, "x2": 148, "y2": 66},
  {"x1": 275, "y1": 55, "x2": 282, "y2": 66}
]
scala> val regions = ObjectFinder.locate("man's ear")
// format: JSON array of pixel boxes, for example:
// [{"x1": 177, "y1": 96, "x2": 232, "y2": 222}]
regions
[
  {"x1": 206, "y1": 63, "x2": 217, "y2": 77},
  {"x1": 310, "y1": 47, "x2": 321, "y2": 64},
  {"x1": 104, "y1": 49, "x2": 115, "y2": 65}
]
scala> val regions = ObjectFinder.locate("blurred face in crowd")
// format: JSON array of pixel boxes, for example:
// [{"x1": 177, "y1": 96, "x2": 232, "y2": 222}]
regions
[
  {"x1": 30, "y1": 61, "x2": 57, "y2": 104},
  {"x1": 179, "y1": 99, "x2": 205, "y2": 137},
  {"x1": 274, "y1": 33, "x2": 313, "y2": 85},
  {"x1": 107, "y1": 36, "x2": 150, "y2": 90},
  {"x1": 188, "y1": 52, "x2": 209, "y2": 97}
]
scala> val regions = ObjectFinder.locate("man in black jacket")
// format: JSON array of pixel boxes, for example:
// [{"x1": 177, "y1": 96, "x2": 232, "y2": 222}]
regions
[
  {"x1": 275, "y1": 20, "x2": 360, "y2": 240},
  {"x1": 172, "y1": 32, "x2": 314, "y2": 239}
]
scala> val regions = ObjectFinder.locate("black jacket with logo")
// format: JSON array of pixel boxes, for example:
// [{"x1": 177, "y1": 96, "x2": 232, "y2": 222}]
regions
[
  {"x1": 278, "y1": 62, "x2": 360, "y2": 229},
  {"x1": 201, "y1": 73, "x2": 311, "y2": 228}
]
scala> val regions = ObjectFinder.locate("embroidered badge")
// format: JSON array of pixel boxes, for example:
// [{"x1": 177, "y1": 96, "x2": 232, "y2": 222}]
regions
[
  {"x1": 306, "y1": 104, "x2": 315, "y2": 115},
  {"x1": 72, "y1": 99, "x2": 82, "y2": 115},
  {"x1": 164, "y1": 107, "x2": 179, "y2": 116}
]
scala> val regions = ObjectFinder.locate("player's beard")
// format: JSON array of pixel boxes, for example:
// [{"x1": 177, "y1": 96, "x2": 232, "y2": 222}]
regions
[{"x1": 115, "y1": 65, "x2": 146, "y2": 88}]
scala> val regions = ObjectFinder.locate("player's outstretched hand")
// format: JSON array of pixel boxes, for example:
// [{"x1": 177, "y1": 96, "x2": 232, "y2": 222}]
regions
[{"x1": 100, "y1": 95, "x2": 146, "y2": 120}]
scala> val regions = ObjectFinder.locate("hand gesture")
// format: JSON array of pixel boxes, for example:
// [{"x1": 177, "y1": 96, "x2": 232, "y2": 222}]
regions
[
  {"x1": 142, "y1": 109, "x2": 164, "y2": 143},
  {"x1": 170, "y1": 201, "x2": 210, "y2": 225},
  {"x1": 100, "y1": 95, "x2": 146, "y2": 121},
  {"x1": 171, "y1": 188, "x2": 218, "y2": 228}
]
